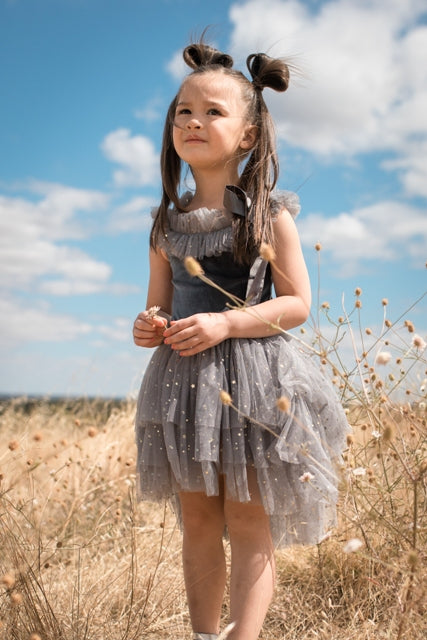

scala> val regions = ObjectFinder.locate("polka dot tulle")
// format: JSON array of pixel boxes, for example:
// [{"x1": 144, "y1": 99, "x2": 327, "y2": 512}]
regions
[{"x1": 135, "y1": 193, "x2": 350, "y2": 547}]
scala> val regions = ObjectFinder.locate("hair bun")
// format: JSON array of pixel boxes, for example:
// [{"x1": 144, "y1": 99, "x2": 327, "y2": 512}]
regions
[
  {"x1": 246, "y1": 53, "x2": 289, "y2": 92},
  {"x1": 183, "y1": 43, "x2": 234, "y2": 70}
]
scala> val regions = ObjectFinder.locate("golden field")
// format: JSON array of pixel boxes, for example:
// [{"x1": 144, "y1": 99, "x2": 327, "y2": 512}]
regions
[{"x1": 1, "y1": 292, "x2": 426, "y2": 639}]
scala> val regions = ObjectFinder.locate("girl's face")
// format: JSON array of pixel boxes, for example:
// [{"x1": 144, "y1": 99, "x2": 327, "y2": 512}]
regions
[{"x1": 172, "y1": 72, "x2": 256, "y2": 175}]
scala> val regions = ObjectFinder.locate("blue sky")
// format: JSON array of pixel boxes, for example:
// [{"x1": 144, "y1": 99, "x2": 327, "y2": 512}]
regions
[{"x1": 1, "y1": 0, "x2": 426, "y2": 398}]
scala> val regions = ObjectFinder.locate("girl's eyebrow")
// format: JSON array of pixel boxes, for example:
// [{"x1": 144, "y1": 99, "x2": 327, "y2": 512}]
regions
[{"x1": 176, "y1": 99, "x2": 228, "y2": 110}]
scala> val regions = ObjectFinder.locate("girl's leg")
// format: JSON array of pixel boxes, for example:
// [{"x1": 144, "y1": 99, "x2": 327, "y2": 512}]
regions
[
  {"x1": 179, "y1": 489, "x2": 227, "y2": 635},
  {"x1": 224, "y1": 468, "x2": 275, "y2": 640}
]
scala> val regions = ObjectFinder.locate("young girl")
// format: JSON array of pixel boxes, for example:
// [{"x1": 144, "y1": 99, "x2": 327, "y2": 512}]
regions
[{"x1": 133, "y1": 41, "x2": 349, "y2": 640}]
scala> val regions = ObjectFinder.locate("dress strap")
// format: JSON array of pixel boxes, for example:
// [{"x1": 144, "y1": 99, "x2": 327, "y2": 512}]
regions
[{"x1": 245, "y1": 256, "x2": 268, "y2": 305}]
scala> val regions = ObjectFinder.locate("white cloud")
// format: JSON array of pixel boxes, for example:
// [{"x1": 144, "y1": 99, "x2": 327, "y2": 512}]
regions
[
  {"x1": 101, "y1": 128, "x2": 159, "y2": 187},
  {"x1": 382, "y1": 138, "x2": 427, "y2": 198},
  {"x1": 98, "y1": 317, "x2": 132, "y2": 343},
  {"x1": 0, "y1": 341, "x2": 148, "y2": 398},
  {"x1": 134, "y1": 96, "x2": 165, "y2": 123},
  {"x1": 227, "y1": 0, "x2": 427, "y2": 195},
  {"x1": 109, "y1": 195, "x2": 157, "y2": 233},
  {"x1": 0, "y1": 180, "x2": 109, "y2": 242},
  {"x1": 298, "y1": 200, "x2": 427, "y2": 276},
  {"x1": 166, "y1": 48, "x2": 188, "y2": 81},
  {"x1": 0, "y1": 181, "x2": 137, "y2": 296},
  {"x1": 0, "y1": 297, "x2": 92, "y2": 346}
]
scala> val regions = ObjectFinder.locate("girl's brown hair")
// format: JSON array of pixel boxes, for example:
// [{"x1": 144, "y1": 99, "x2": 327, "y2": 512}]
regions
[{"x1": 151, "y1": 40, "x2": 290, "y2": 263}]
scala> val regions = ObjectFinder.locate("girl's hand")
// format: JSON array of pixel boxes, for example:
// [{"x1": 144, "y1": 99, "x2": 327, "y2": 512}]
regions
[
  {"x1": 133, "y1": 311, "x2": 168, "y2": 348},
  {"x1": 163, "y1": 313, "x2": 229, "y2": 356}
]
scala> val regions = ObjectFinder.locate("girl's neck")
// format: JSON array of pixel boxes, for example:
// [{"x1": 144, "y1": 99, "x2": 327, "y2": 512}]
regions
[{"x1": 187, "y1": 168, "x2": 240, "y2": 211}]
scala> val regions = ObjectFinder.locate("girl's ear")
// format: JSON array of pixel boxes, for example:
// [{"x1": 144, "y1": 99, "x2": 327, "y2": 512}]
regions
[{"x1": 240, "y1": 125, "x2": 258, "y2": 150}]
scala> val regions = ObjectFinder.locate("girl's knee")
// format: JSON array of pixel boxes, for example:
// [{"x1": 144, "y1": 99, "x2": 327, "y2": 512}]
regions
[
  {"x1": 225, "y1": 500, "x2": 272, "y2": 546},
  {"x1": 179, "y1": 492, "x2": 225, "y2": 539}
]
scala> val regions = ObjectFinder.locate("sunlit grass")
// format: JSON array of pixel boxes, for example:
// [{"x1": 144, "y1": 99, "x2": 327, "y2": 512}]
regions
[{"x1": 1, "y1": 250, "x2": 426, "y2": 639}]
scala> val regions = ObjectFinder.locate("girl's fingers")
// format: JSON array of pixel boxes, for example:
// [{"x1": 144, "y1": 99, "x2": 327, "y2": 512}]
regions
[{"x1": 164, "y1": 328, "x2": 195, "y2": 346}]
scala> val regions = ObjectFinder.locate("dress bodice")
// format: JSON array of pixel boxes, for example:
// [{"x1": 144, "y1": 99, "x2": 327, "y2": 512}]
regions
[
  {"x1": 169, "y1": 253, "x2": 272, "y2": 319},
  {"x1": 155, "y1": 191, "x2": 300, "y2": 320}
]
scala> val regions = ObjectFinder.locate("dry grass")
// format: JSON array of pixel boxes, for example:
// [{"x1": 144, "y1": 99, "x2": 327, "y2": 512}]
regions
[{"x1": 0, "y1": 287, "x2": 426, "y2": 639}]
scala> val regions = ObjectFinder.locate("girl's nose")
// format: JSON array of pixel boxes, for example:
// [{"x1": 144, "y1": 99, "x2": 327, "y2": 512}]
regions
[{"x1": 186, "y1": 117, "x2": 201, "y2": 129}]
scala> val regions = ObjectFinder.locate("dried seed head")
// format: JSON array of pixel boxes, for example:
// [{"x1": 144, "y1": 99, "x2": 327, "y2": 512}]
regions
[
  {"x1": 1, "y1": 573, "x2": 15, "y2": 589},
  {"x1": 315, "y1": 242, "x2": 322, "y2": 251},
  {"x1": 87, "y1": 427, "x2": 98, "y2": 438},
  {"x1": 375, "y1": 351, "x2": 391, "y2": 366},
  {"x1": 346, "y1": 434, "x2": 354, "y2": 446},
  {"x1": 10, "y1": 592, "x2": 23, "y2": 606},
  {"x1": 354, "y1": 287, "x2": 362, "y2": 296},
  {"x1": 184, "y1": 256, "x2": 204, "y2": 277},
  {"x1": 276, "y1": 396, "x2": 290, "y2": 413},
  {"x1": 407, "y1": 550, "x2": 418, "y2": 569},
  {"x1": 412, "y1": 334, "x2": 426, "y2": 351},
  {"x1": 219, "y1": 390, "x2": 232, "y2": 406},
  {"x1": 299, "y1": 471, "x2": 315, "y2": 483},
  {"x1": 383, "y1": 423, "x2": 394, "y2": 443},
  {"x1": 404, "y1": 319, "x2": 415, "y2": 333},
  {"x1": 259, "y1": 242, "x2": 276, "y2": 262},
  {"x1": 385, "y1": 319, "x2": 392, "y2": 327},
  {"x1": 8, "y1": 440, "x2": 19, "y2": 451},
  {"x1": 343, "y1": 538, "x2": 363, "y2": 553},
  {"x1": 352, "y1": 467, "x2": 366, "y2": 476},
  {"x1": 321, "y1": 301, "x2": 330, "y2": 310},
  {"x1": 355, "y1": 300, "x2": 362, "y2": 308},
  {"x1": 365, "y1": 328, "x2": 372, "y2": 335},
  {"x1": 382, "y1": 298, "x2": 388, "y2": 306},
  {"x1": 33, "y1": 431, "x2": 43, "y2": 442}
]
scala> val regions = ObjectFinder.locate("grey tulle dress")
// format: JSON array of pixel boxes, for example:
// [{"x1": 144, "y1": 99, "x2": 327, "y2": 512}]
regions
[{"x1": 135, "y1": 190, "x2": 349, "y2": 548}]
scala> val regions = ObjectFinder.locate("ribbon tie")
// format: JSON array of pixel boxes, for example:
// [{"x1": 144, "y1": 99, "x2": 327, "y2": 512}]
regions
[{"x1": 223, "y1": 185, "x2": 252, "y2": 217}]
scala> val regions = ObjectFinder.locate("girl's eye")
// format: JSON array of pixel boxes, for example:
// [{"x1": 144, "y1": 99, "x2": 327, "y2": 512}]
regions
[
  {"x1": 177, "y1": 108, "x2": 191, "y2": 116},
  {"x1": 207, "y1": 108, "x2": 222, "y2": 116}
]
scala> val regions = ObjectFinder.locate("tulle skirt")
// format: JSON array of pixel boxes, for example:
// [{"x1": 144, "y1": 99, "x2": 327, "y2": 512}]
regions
[{"x1": 135, "y1": 334, "x2": 349, "y2": 547}]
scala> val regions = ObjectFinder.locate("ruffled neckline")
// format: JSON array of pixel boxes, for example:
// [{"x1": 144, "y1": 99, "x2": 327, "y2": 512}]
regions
[
  {"x1": 168, "y1": 193, "x2": 233, "y2": 234},
  {"x1": 154, "y1": 190, "x2": 301, "y2": 261},
  {"x1": 166, "y1": 189, "x2": 300, "y2": 234}
]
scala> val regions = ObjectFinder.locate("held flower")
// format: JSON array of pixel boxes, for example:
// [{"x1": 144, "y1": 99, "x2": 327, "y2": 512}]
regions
[{"x1": 146, "y1": 305, "x2": 161, "y2": 319}]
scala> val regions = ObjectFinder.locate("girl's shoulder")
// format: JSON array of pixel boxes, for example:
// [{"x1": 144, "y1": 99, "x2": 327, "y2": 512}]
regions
[{"x1": 270, "y1": 190, "x2": 301, "y2": 220}]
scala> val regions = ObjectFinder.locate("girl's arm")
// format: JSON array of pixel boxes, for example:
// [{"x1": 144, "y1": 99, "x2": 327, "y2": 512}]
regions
[
  {"x1": 133, "y1": 247, "x2": 173, "y2": 348},
  {"x1": 163, "y1": 210, "x2": 311, "y2": 355},
  {"x1": 224, "y1": 208, "x2": 311, "y2": 336}
]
